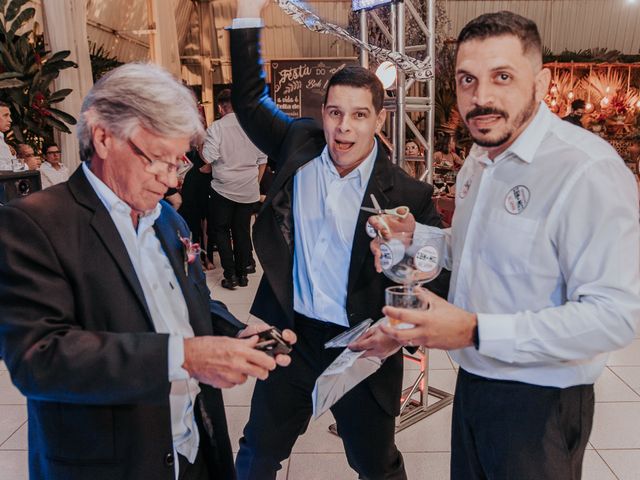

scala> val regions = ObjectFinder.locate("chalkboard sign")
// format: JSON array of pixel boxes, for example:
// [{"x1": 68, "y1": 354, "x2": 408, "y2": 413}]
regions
[{"x1": 270, "y1": 59, "x2": 357, "y2": 123}]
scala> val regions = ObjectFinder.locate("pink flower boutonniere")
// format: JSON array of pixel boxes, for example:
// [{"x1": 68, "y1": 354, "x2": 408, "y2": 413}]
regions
[{"x1": 178, "y1": 231, "x2": 201, "y2": 276}]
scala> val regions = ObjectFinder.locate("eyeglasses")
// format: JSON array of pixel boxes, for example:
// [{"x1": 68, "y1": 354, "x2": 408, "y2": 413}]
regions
[
  {"x1": 46, "y1": 150, "x2": 61, "y2": 155},
  {"x1": 126, "y1": 139, "x2": 192, "y2": 179}
]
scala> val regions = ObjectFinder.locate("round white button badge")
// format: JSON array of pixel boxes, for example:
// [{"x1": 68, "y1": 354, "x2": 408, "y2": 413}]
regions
[{"x1": 504, "y1": 185, "x2": 530, "y2": 215}]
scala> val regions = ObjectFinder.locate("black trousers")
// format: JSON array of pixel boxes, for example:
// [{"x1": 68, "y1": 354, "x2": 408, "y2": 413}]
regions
[
  {"x1": 208, "y1": 188, "x2": 253, "y2": 279},
  {"x1": 451, "y1": 368, "x2": 594, "y2": 480},
  {"x1": 235, "y1": 314, "x2": 406, "y2": 480}
]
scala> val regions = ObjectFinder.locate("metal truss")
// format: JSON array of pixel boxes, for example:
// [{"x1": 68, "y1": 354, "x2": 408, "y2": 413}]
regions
[{"x1": 359, "y1": 0, "x2": 436, "y2": 183}]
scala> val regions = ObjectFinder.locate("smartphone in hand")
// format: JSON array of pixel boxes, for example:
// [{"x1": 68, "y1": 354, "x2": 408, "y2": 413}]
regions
[{"x1": 255, "y1": 327, "x2": 292, "y2": 357}]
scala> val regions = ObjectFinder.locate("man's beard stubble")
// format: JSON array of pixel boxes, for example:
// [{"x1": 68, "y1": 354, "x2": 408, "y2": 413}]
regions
[{"x1": 466, "y1": 89, "x2": 537, "y2": 148}]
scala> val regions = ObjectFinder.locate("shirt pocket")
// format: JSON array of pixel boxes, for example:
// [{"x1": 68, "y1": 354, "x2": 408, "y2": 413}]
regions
[{"x1": 478, "y1": 208, "x2": 539, "y2": 275}]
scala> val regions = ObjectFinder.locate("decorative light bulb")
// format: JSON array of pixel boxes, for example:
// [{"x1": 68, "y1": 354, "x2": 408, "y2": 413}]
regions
[
  {"x1": 601, "y1": 97, "x2": 610, "y2": 107},
  {"x1": 585, "y1": 102, "x2": 594, "y2": 112},
  {"x1": 375, "y1": 61, "x2": 397, "y2": 90},
  {"x1": 550, "y1": 99, "x2": 557, "y2": 107},
  {"x1": 567, "y1": 91, "x2": 575, "y2": 100}
]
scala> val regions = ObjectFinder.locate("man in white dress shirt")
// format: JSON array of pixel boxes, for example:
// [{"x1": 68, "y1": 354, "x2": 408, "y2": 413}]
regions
[
  {"x1": 39, "y1": 142, "x2": 70, "y2": 188},
  {"x1": 0, "y1": 101, "x2": 14, "y2": 170},
  {"x1": 376, "y1": 11, "x2": 640, "y2": 480},
  {"x1": 201, "y1": 89, "x2": 267, "y2": 289}
]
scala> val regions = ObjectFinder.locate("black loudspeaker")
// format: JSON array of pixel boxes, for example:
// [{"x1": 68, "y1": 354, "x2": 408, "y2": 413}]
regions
[{"x1": 0, "y1": 171, "x2": 42, "y2": 205}]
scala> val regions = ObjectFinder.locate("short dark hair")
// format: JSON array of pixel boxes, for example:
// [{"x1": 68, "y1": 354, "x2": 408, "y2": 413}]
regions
[
  {"x1": 571, "y1": 99, "x2": 585, "y2": 111},
  {"x1": 457, "y1": 11, "x2": 542, "y2": 61},
  {"x1": 323, "y1": 66, "x2": 384, "y2": 113},
  {"x1": 0, "y1": 100, "x2": 10, "y2": 109},
  {"x1": 216, "y1": 89, "x2": 232, "y2": 106},
  {"x1": 43, "y1": 142, "x2": 60, "y2": 155}
]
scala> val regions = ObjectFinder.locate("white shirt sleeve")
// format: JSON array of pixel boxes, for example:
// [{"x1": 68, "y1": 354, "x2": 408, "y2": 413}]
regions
[
  {"x1": 201, "y1": 123, "x2": 221, "y2": 165},
  {"x1": 478, "y1": 156, "x2": 640, "y2": 364},
  {"x1": 39, "y1": 169, "x2": 53, "y2": 189}
]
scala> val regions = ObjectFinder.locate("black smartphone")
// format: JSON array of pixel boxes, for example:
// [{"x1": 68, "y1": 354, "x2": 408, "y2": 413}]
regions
[{"x1": 254, "y1": 327, "x2": 292, "y2": 357}]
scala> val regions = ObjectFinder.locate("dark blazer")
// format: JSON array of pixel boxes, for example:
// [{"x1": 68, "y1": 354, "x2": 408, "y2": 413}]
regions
[
  {"x1": 230, "y1": 28, "x2": 447, "y2": 416},
  {"x1": 0, "y1": 168, "x2": 244, "y2": 480}
]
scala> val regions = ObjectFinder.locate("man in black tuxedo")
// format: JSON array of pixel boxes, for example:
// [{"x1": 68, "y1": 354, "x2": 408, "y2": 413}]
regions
[
  {"x1": 0, "y1": 63, "x2": 294, "y2": 480},
  {"x1": 230, "y1": 1, "x2": 446, "y2": 478}
]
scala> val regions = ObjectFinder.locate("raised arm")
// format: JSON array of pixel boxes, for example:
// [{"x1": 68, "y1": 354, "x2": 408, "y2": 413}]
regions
[{"x1": 230, "y1": 0, "x2": 294, "y2": 161}]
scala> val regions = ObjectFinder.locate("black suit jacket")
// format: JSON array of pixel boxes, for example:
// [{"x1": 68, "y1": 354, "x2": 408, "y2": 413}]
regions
[
  {"x1": 0, "y1": 168, "x2": 243, "y2": 480},
  {"x1": 230, "y1": 28, "x2": 447, "y2": 416}
]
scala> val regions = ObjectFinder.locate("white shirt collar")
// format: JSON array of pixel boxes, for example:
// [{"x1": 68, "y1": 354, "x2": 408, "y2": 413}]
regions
[
  {"x1": 82, "y1": 162, "x2": 161, "y2": 225},
  {"x1": 470, "y1": 102, "x2": 552, "y2": 166},
  {"x1": 319, "y1": 139, "x2": 378, "y2": 190}
]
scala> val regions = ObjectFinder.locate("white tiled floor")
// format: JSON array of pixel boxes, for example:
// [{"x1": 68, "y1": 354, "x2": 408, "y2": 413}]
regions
[{"x1": 1, "y1": 259, "x2": 639, "y2": 479}]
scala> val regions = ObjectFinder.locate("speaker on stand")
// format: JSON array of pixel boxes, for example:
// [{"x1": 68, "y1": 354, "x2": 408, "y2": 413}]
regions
[{"x1": 0, "y1": 170, "x2": 42, "y2": 206}]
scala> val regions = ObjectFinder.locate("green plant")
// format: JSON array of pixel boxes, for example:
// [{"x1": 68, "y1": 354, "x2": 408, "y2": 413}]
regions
[
  {"x1": 89, "y1": 41, "x2": 122, "y2": 83},
  {"x1": 0, "y1": 0, "x2": 78, "y2": 145}
]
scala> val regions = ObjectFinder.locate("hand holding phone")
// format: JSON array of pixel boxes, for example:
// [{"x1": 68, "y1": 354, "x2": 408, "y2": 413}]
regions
[{"x1": 255, "y1": 327, "x2": 293, "y2": 357}]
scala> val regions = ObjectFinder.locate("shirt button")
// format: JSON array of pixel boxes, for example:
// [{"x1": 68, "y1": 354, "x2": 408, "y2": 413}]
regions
[{"x1": 164, "y1": 452, "x2": 174, "y2": 467}]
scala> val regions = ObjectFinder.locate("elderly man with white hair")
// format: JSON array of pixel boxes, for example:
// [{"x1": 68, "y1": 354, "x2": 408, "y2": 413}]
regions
[{"x1": 0, "y1": 63, "x2": 295, "y2": 480}]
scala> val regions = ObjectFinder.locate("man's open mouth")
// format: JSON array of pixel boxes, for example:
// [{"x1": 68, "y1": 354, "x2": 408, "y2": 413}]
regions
[{"x1": 335, "y1": 140, "x2": 355, "y2": 152}]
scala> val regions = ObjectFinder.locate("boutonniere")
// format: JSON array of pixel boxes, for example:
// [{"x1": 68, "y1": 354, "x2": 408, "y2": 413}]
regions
[{"x1": 178, "y1": 230, "x2": 201, "y2": 276}]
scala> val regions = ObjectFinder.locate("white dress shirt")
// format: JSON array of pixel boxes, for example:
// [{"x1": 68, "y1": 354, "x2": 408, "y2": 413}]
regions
[
  {"x1": 40, "y1": 161, "x2": 70, "y2": 188},
  {"x1": 293, "y1": 143, "x2": 377, "y2": 326},
  {"x1": 417, "y1": 103, "x2": 640, "y2": 388},
  {"x1": 0, "y1": 132, "x2": 14, "y2": 170},
  {"x1": 202, "y1": 112, "x2": 267, "y2": 204},
  {"x1": 82, "y1": 163, "x2": 201, "y2": 477}
]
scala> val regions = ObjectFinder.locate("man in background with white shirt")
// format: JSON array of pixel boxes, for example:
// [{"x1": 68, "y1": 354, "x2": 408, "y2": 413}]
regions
[
  {"x1": 0, "y1": 101, "x2": 14, "y2": 170},
  {"x1": 202, "y1": 88, "x2": 267, "y2": 290},
  {"x1": 40, "y1": 142, "x2": 70, "y2": 188},
  {"x1": 0, "y1": 63, "x2": 294, "y2": 480},
  {"x1": 16, "y1": 143, "x2": 41, "y2": 171},
  {"x1": 376, "y1": 11, "x2": 640, "y2": 480}
]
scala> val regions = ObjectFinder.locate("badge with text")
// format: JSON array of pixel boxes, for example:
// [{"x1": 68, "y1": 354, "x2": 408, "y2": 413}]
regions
[
  {"x1": 504, "y1": 185, "x2": 530, "y2": 215},
  {"x1": 414, "y1": 245, "x2": 439, "y2": 273}
]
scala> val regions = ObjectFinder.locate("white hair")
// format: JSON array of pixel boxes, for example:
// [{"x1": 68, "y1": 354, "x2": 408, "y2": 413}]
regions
[{"x1": 77, "y1": 63, "x2": 204, "y2": 162}]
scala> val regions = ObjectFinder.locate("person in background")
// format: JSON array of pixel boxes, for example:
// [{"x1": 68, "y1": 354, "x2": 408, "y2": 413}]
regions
[
  {"x1": 0, "y1": 101, "x2": 14, "y2": 171},
  {"x1": 179, "y1": 146, "x2": 215, "y2": 270},
  {"x1": 40, "y1": 142, "x2": 70, "y2": 188},
  {"x1": 16, "y1": 143, "x2": 41, "y2": 171},
  {"x1": 404, "y1": 139, "x2": 422, "y2": 158},
  {"x1": 201, "y1": 89, "x2": 267, "y2": 290},
  {"x1": 374, "y1": 11, "x2": 640, "y2": 480},
  {"x1": 564, "y1": 99, "x2": 586, "y2": 127},
  {"x1": 433, "y1": 133, "x2": 462, "y2": 170}
]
